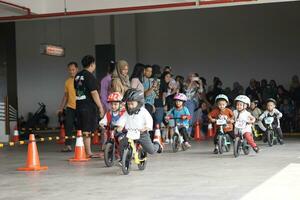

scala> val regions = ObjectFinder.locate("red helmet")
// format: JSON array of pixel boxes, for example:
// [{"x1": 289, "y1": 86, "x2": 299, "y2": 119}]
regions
[{"x1": 107, "y1": 92, "x2": 123, "y2": 102}]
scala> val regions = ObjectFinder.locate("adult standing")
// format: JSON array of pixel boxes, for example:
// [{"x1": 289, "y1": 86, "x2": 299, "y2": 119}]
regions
[
  {"x1": 160, "y1": 71, "x2": 173, "y2": 106},
  {"x1": 143, "y1": 65, "x2": 158, "y2": 115},
  {"x1": 58, "y1": 62, "x2": 79, "y2": 152},
  {"x1": 74, "y1": 55, "x2": 104, "y2": 157},
  {"x1": 184, "y1": 74, "x2": 203, "y2": 134},
  {"x1": 130, "y1": 63, "x2": 145, "y2": 92},
  {"x1": 111, "y1": 60, "x2": 130, "y2": 95},
  {"x1": 245, "y1": 79, "x2": 260, "y2": 101},
  {"x1": 100, "y1": 61, "x2": 115, "y2": 112}
]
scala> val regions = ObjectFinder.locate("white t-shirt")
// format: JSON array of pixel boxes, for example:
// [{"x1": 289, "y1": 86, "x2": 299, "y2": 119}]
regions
[
  {"x1": 116, "y1": 107, "x2": 153, "y2": 140},
  {"x1": 233, "y1": 110, "x2": 252, "y2": 135}
]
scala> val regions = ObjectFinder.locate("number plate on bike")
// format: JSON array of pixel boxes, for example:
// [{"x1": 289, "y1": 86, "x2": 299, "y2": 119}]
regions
[
  {"x1": 264, "y1": 117, "x2": 274, "y2": 124},
  {"x1": 235, "y1": 120, "x2": 247, "y2": 129},
  {"x1": 127, "y1": 129, "x2": 140, "y2": 140},
  {"x1": 216, "y1": 119, "x2": 227, "y2": 125}
]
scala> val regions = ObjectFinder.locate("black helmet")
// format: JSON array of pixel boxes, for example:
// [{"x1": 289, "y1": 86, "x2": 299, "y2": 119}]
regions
[
  {"x1": 266, "y1": 98, "x2": 277, "y2": 105},
  {"x1": 123, "y1": 88, "x2": 144, "y2": 115}
]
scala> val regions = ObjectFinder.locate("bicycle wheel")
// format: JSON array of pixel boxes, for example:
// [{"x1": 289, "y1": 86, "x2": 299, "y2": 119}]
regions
[
  {"x1": 121, "y1": 148, "x2": 132, "y2": 175},
  {"x1": 267, "y1": 130, "x2": 273, "y2": 147},
  {"x1": 217, "y1": 135, "x2": 224, "y2": 154},
  {"x1": 137, "y1": 149, "x2": 147, "y2": 171},
  {"x1": 225, "y1": 134, "x2": 231, "y2": 152},
  {"x1": 172, "y1": 134, "x2": 180, "y2": 152},
  {"x1": 234, "y1": 137, "x2": 241, "y2": 158},
  {"x1": 104, "y1": 142, "x2": 115, "y2": 167}
]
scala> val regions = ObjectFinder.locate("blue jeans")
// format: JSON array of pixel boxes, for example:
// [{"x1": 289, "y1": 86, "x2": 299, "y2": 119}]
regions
[
  {"x1": 154, "y1": 107, "x2": 164, "y2": 125},
  {"x1": 185, "y1": 100, "x2": 196, "y2": 135}
]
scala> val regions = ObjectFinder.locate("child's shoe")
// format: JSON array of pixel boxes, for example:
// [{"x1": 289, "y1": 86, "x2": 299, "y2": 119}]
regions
[
  {"x1": 184, "y1": 142, "x2": 191, "y2": 149},
  {"x1": 213, "y1": 145, "x2": 218, "y2": 154},
  {"x1": 253, "y1": 146, "x2": 259, "y2": 153}
]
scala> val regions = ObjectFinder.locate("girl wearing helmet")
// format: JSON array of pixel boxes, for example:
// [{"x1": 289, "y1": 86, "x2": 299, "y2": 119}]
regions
[
  {"x1": 208, "y1": 94, "x2": 235, "y2": 154},
  {"x1": 234, "y1": 95, "x2": 259, "y2": 153},
  {"x1": 165, "y1": 93, "x2": 192, "y2": 149}
]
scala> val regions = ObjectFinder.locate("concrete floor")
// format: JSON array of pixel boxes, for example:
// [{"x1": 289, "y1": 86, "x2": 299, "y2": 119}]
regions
[{"x1": 0, "y1": 138, "x2": 299, "y2": 200}]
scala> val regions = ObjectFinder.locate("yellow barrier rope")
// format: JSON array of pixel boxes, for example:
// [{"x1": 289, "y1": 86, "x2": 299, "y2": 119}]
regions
[{"x1": 0, "y1": 133, "x2": 101, "y2": 148}]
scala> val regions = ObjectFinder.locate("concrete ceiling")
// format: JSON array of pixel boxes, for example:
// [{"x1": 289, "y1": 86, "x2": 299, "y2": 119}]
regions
[{"x1": 0, "y1": 0, "x2": 299, "y2": 21}]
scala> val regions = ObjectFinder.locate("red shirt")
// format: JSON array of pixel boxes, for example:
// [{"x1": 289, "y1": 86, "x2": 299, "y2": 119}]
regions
[{"x1": 208, "y1": 108, "x2": 234, "y2": 132}]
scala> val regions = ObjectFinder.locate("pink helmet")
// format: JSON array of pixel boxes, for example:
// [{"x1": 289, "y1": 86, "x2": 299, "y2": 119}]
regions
[{"x1": 174, "y1": 93, "x2": 188, "y2": 102}]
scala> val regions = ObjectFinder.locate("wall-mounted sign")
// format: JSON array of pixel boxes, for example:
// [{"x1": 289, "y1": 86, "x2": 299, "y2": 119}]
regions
[{"x1": 40, "y1": 44, "x2": 65, "y2": 57}]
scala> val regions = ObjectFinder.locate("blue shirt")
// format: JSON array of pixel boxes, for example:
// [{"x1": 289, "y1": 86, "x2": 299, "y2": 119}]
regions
[
  {"x1": 143, "y1": 77, "x2": 156, "y2": 105},
  {"x1": 167, "y1": 106, "x2": 190, "y2": 128}
]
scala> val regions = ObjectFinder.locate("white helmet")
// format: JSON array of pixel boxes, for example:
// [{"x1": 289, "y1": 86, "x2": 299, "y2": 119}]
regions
[
  {"x1": 215, "y1": 94, "x2": 229, "y2": 103},
  {"x1": 234, "y1": 95, "x2": 250, "y2": 106}
]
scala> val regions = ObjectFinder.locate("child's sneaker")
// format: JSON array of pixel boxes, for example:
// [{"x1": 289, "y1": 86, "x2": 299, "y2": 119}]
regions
[
  {"x1": 253, "y1": 146, "x2": 259, "y2": 153},
  {"x1": 153, "y1": 132, "x2": 164, "y2": 153},
  {"x1": 213, "y1": 146, "x2": 218, "y2": 154},
  {"x1": 184, "y1": 142, "x2": 191, "y2": 149}
]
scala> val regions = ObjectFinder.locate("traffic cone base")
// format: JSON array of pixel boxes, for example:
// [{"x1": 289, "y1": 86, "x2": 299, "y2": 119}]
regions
[
  {"x1": 17, "y1": 134, "x2": 48, "y2": 171},
  {"x1": 17, "y1": 166, "x2": 48, "y2": 171},
  {"x1": 69, "y1": 131, "x2": 90, "y2": 162}
]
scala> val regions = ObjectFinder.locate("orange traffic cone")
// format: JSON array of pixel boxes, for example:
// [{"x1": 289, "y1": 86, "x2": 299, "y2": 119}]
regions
[
  {"x1": 194, "y1": 121, "x2": 202, "y2": 142},
  {"x1": 12, "y1": 127, "x2": 19, "y2": 143},
  {"x1": 17, "y1": 134, "x2": 48, "y2": 171},
  {"x1": 57, "y1": 124, "x2": 66, "y2": 144},
  {"x1": 207, "y1": 123, "x2": 214, "y2": 138},
  {"x1": 69, "y1": 130, "x2": 90, "y2": 162},
  {"x1": 92, "y1": 129, "x2": 100, "y2": 145}
]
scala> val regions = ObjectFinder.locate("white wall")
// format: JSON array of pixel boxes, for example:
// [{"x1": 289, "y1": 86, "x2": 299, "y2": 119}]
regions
[
  {"x1": 16, "y1": 17, "x2": 94, "y2": 126},
  {"x1": 15, "y1": 2, "x2": 300, "y2": 127},
  {"x1": 136, "y1": 3, "x2": 300, "y2": 88}
]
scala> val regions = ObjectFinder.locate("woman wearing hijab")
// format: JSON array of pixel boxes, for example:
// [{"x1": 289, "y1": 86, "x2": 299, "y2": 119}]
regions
[{"x1": 111, "y1": 60, "x2": 130, "y2": 95}]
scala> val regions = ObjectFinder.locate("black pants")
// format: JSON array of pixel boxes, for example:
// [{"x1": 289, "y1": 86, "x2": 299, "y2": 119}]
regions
[
  {"x1": 64, "y1": 107, "x2": 76, "y2": 146},
  {"x1": 214, "y1": 130, "x2": 234, "y2": 145},
  {"x1": 263, "y1": 127, "x2": 283, "y2": 140},
  {"x1": 179, "y1": 127, "x2": 189, "y2": 142}
]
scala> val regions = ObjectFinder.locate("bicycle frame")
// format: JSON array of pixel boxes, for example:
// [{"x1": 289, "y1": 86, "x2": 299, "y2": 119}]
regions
[
  {"x1": 127, "y1": 138, "x2": 147, "y2": 165},
  {"x1": 216, "y1": 119, "x2": 231, "y2": 146}
]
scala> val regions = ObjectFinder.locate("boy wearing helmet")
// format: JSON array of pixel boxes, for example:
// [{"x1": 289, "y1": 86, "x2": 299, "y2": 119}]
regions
[
  {"x1": 258, "y1": 98, "x2": 283, "y2": 143},
  {"x1": 208, "y1": 94, "x2": 235, "y2": 154},
  {"x1": 116, "y1": 89, "x2": 163, "y2": 164},
  {"x1": 234, "y1": 95, "x2": 259, "y2": 153},
  {"x1": 165, "y1": 93, "x2": 192, "y2": 148}
]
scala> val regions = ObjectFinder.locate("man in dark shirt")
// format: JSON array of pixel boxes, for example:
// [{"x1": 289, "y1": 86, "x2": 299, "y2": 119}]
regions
[{"x1": 74, "y1": 55, "x2": 104, "y2": 157}]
